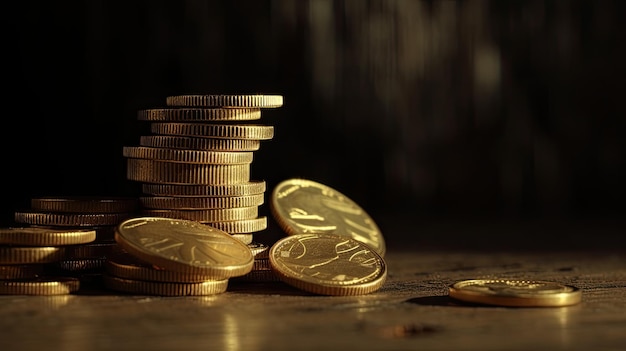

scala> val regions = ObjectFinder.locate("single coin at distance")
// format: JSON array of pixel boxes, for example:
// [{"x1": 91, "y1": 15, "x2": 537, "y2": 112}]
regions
[
  {"x1": 114, "y1": 217, "x2": 253, "y2": 279},
  {"x1": 269, "y1": 233, "x2": 387, "y2": 296},
  {"x1": 270, "y1": 178, "x2": 386, "y2": 257},
  {"x1": 449, "y1": 279, "x2": 582, "y2": 307}
]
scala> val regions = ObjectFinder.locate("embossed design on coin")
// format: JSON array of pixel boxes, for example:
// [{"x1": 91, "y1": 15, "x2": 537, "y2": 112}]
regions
[
  {"x1": 270, "y1": 178, "x2": 386, "y2": 257},
  {"x1": 449, "y1": 279, "x2": 582, "y2": 307},
  {"x1": 114, "y1": 217, "x2": 253, "y2": 279},
  {"x1": 269, "y1": 233, "x2": 387, "y2": 296}
]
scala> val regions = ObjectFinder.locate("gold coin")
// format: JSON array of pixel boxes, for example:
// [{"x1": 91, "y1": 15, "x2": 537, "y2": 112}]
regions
[
  {"x1": 139, "y1": 135, "x2": 261, "y2": 151},
  {"x1": 269, "y1": 233, "x2": 387, "y2": 296},
  {"x1": 0, "y1": 246, "x2": 66, "y2": 264},
  {"x1": 142, "y1": 181, "x2": 266, "y2": 197},
  {"x1": 0, "y1": 227, "x2": 96, "y2": 246},
  {"x1": 137, "y1": 108, "x2": 262, "y2": 121},
  {"x1": 27, "y1": 225, "x2": 117, "y2": 242},
  {"x1": 139, "y1": 194, "x2": 264, "y2": 209},
  {"x1": 165, "y1": 94, "x2": 283, "y2": 108},
  {"x1": 0, "y1": 264, "x2": 45, "y2": 279},
  {"x1": 151, "y1": 123, "x2": 274, "y2": 140},
  {"x1": 103, "y1": 274, "x2": 229, "y2": 296},
  {"x1": 126, "y1": 159, "x2": 250, "y2": 185},
  {"x1": 0, "y1": 277, "x2": 80, "y2": 295},
  {"x1": 200, "y1": 217, "x2": 267, "y2": 233},
  {"x1": 141, "y1": 206, "x2": 258, "y2": 222},
  {"x1": 105, "y1": 252, "x2": 222, "y2": 283},
  {"x1": 122, "y1": 146, "x2": 253, "y2": 164},
  {"x1": 114, "y1": 217, "x2": 253, "y2": 279},
  {"x1": 14, "y1": 211, "x2": 132, "y2": 227},
  {"x1": 270, "y1": 178, "x2": 386, "y2": 257},
  {"x1": 30, "y1": 196, "x2": 139, "y2": 213},
  {"x1": 449, "y1": 279, "x2": 582, "y2": 307}
]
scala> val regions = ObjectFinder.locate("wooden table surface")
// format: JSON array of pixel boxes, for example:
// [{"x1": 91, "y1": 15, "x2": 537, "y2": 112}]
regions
[{"x1": 1, "y1": 216, "x2": 625, "y2": 351}]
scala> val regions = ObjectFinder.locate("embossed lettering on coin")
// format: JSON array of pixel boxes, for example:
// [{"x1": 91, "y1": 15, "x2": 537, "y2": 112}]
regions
[
  {"x1": 115, "y1": 217, "x2": 253, "y2": 278},
  {"x1": 269, "y1": 233, "x2": 387, "y2": 295},
  {"x1": 270, "y1": 178, "x2": 386, "y2": 257}
]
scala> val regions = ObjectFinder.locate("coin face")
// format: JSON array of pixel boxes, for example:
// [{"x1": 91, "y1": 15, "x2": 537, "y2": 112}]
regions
[
  {"x1": 449, "y1": 279, "x2": 582, "y2": 307},
  {"x1": 270, "y1": 178, "x2": 386, "y2": 257},
  {"x1": 269, "y1": 233, "x2": 387, "y2": 296},
  {"x1": 114, "y1": 217, "x2": 253, "y2": 279}
]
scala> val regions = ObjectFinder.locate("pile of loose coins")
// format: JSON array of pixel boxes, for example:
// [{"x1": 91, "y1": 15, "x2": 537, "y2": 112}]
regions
[
  {"x1": 0, "y1": 93, "x2": 581, "y2": 303},
  {"x1": 1, "y1": 197, "x2": 138, "y2": 294}
]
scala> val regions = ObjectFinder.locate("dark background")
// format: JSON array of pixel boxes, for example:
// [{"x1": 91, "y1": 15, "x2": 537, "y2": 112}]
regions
[{"x1": 2, "y1": 1, "x2": 625, "y2": 247}]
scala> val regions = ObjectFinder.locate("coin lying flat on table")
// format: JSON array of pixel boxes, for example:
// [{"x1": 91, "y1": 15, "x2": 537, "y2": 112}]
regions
[
  {"x1": 449, "y1": 279, "x2": 582, "y2": 307},
  {"x1": 269, "y1": 233, "x2": 387, "y2": 296},
  {"x1": 105, "y1": 252, "x2": 224, "y2": 283},
  {"x1": 103, "y1": 274, "x2": 229, "y2": 296},
  {"x1": 0, "y1": 277, "x2": 80, "y2": 295},
  {"x1": 270, "y1": 178, "x2": 386, "y2": 257},
  {"x1": 114, "y1": 217, "x2": 254, "y2": 279}
]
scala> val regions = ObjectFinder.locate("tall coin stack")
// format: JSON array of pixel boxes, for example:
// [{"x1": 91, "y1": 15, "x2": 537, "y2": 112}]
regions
[{"x1": 123, "y1": 94, "x2": 282, "y2": 242}]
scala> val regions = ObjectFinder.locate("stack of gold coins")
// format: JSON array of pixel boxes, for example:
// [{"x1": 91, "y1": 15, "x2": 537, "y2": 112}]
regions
[
  {"x1": 11, "y1": 196, "x2": 138, "y2": 286},
  {"x1": 104, "y1": 217, "x2": 254, "y2": 296},
  {"x1": 125, "y1": 94, "x2": 283, "y2": 247},
  {"x1": 0, "y1": 225, "x2": 90, "y2": 295}
]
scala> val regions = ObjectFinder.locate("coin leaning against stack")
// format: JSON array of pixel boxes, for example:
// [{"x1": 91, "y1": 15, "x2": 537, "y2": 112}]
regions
[
  {"x1": 266, "y1": 178, "x2": 389, "y2": 295},
  {"x1": 117, "y1": 94, "x2": 284, "y2": 290}
]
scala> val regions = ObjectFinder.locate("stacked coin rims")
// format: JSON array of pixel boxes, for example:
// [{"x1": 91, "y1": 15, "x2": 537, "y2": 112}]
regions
[
  {"x1": 104, "y1": 217, "x2": 255, "y2": 296},
  {"x1": 0, "y1": 196, "x2": 138, "y2": 294},
  {"x1": 120, "y1": 94, "x2": 284, "y2": 288},
  {"x1": 124, "y1": 94, "x2": 282, "y2": 242}
]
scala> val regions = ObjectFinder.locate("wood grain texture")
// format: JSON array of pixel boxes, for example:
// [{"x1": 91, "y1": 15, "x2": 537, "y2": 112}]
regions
[{"x1": 1, "y1": 246, "x2": 624, "y2": 351}]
